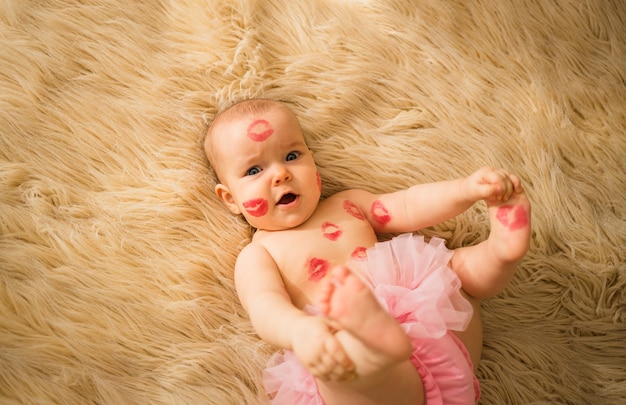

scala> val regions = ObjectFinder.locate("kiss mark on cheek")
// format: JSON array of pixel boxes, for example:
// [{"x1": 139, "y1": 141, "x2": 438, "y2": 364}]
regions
[
  {"x1": 350, "y1": 246, "x2": 367, "y2": 261},
  {"x1": 308, "y1": 258, "x2": 329, "y2": 282},
  {"x1": 371, "y1": 200, "x2": 392, "y2": 226},
  {"x1": 321, "y1": 222, "x2": 343, "y2": 241},
  {"x1": 496, "y1": 205, "x2": 529, "y2": 231},
  {"x1": 246, "y1": 119, "x2": 274, "y2": 142},
  {"x1": 242, "y1": 198, "x2": 268, "y2": 217},
  {"x1": 343, "y1": 200, "x2": 365, "y2": 220}
]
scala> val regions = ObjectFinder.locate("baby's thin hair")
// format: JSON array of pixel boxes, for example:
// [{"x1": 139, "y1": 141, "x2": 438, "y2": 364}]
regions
[{"x1": 206, "y1": 98, "x2": 284, "y2": 137}]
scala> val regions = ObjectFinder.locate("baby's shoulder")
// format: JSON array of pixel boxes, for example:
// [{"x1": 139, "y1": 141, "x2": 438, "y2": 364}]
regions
[
  {"x1": 237, "y1": 239, "x2": 275, "y2": 265},
  {"x1": 324, "y1": 188, "x2": 373, "y2": 205},
  {"x1": 322, "y1": 189, "x2": 377, "y2": 216}
]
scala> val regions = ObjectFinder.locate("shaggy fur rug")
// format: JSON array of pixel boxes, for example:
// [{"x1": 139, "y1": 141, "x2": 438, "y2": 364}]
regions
[{"x1": 1, "y1": 0, "x2": 625, "y2": 404}]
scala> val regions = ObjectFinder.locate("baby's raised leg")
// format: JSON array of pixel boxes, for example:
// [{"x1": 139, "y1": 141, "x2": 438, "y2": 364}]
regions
[
  {"x1": 316, "y1": 266, "x2": 422, "y2": 405},
  {"x1": 317, "y1": 266, "x2": 413, "y2": 368},
  {"x1": 450, "y1": 190, "x2": 531, "y2": 298}
]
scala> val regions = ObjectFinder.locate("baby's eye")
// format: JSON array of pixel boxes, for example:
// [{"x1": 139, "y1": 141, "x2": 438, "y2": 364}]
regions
[
  {"x1": 246, "y1": 166, "x2": 261, "y2": 176},
  {"x1": 286, "y1": 151, "x2": 300, "y2": 161}
]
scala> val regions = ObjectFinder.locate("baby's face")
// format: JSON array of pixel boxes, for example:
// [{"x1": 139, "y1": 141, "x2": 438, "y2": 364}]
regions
[{"x1": 212, "y1": 107, "x2": 322, "y2": 231}]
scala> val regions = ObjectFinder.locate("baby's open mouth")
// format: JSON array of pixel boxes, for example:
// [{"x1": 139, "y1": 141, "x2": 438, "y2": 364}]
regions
[{"x1": 277, "y1": 193, "x2": 297, "y2": 205}]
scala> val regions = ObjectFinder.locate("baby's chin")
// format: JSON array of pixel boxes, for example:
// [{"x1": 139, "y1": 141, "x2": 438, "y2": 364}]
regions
[
  {"x1": 254, "y1": 221, "x2": 305, "y2": 232},
  {"x1": 250, "y1": 215, "x2": 314, "y2": 232}
]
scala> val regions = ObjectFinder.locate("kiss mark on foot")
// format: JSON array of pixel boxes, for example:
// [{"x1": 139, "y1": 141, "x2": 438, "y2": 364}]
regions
[
  {"x1": 496, "y1": 204, "x2": 528, "y2": 231},
  {"x1": 322, "y1": 222, "x2": 343, "y2": 241},
  {"x1": 371, "y1": 200, "x2": 392, "y2": 226},
  {"x1": 242, "y1": 198, "x2": 268, "y2": 217},
  {"x1": 350, "y1": 246, "x2": 367, "y2": 260},
  {"x1": 308, "y1": 258, "x2": 330, "y2": 282},
  {"x1": 246, "y1": 119, "x2": 274, "y2": 142},
  {"x1": 343, "y1": 200, "x2": 365, "y2": 220}
]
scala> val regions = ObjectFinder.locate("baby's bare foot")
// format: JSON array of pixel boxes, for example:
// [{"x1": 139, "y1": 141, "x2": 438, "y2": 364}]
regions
[
  {"x1": 487, "y1": 190, "x2": 531, "y2": 264},
  {"x1": 317, "y1": 266, "x2": 412, "y2": 364}
]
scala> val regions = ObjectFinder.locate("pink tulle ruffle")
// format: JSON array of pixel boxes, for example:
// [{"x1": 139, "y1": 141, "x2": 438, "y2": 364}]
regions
[
  {"x1": 358, "y1": 234, "x2": 473, "y2": 340},
  {"x1": 263, "y1": 350, "x2": 324, "y2": 405}
]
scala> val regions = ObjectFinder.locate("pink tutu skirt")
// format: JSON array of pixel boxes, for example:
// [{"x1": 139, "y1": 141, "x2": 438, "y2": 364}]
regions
[{"x1": 263, "y1": 234, "x2": 477, "y2": 404}]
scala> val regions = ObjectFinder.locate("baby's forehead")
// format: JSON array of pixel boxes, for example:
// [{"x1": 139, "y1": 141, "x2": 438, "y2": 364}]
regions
[{"x1": 209, "y1": 104, "x2": 303, "y2": 149}]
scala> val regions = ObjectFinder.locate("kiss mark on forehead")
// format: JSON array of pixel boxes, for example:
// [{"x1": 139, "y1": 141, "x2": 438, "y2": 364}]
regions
[
  {"x1": 371, "y1": 200, "x2": 392, "y2": 226},
  {"x1": 496, "y1": 204, "x2": 528, "y2": 231},
  {"x1": 343, "y1": 200, "x2": 365, "y2": 220},
  {"x1": 247, "y1": 119, "x2": 274, "y2": 142},
  {"x1": 242, "y1": 198, "x2": 268, "y2": 217},
  {"x1": 321, "y1": 222, "x2": 343, "y2": 241},
  {"x1": 308, "y1": 258, "x2": 329, "y2": 282}
]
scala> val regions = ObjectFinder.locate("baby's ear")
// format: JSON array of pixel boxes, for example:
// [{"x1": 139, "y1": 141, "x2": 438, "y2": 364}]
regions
[{"x1": 215, "y1": 184, "x2": 241, "y2": 215}]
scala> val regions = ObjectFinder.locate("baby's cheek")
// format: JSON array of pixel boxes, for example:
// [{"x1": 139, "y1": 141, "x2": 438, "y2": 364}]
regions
[
  {"x1": 316, "y1": 171, "x2": 322, "y2": 192},
  {"x1": 370, "y1": 200, "x2": 392, "y2": 226},
  {"x1": 242, "y1": 198, "x2": 268, "y2": 217}
]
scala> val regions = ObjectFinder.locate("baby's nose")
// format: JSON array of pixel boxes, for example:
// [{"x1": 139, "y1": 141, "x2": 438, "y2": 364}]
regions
[{"x1": 273, "y1": 166, "x2": 292, "y2": 185}]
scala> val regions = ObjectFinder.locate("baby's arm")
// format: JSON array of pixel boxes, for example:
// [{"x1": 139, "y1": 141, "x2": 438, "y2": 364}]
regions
[
  {"x1": 234, "y1": 243, "x2": 354, "y2": 381},
  {"x1": 344, "y1": 167, "x2": 523, "y2": 233}
]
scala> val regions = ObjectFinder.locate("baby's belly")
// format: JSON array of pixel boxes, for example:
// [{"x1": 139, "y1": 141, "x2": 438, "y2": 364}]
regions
[
  {"x1": 289, "y1": 259, "x2": 369, "y2": 311},
  {"x1": 289, "y1": 270, "x2": 336, "y2": 311}
]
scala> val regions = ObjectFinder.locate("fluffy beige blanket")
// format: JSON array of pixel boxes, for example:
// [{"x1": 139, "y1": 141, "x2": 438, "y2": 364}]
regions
[{"x1": 1, "y1": 0, "x2": 625, "y2": 403}]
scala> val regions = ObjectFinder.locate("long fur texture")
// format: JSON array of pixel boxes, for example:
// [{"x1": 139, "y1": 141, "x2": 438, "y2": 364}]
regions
[{"x1": 1, "y1": 0, "x2": 625, "y2": 404}]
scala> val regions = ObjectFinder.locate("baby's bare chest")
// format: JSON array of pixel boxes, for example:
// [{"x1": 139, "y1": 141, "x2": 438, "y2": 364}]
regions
[{"x1": 259, "y1": 199, "x2": 377, "y2": 308}]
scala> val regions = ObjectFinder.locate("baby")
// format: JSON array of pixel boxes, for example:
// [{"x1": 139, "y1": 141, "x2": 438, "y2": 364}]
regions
[{"x1": 204, "y1": 99, "x2": 531, "y2": 405}]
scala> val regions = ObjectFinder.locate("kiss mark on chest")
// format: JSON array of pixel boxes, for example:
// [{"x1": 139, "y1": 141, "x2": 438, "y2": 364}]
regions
[
  {"x1": 371, "y1": 200, "x2": 392, "y2": 226},
  {"x1": 496, "y1": 204, "x2": 528, "y2": 231},
  {"x1": 321, "y1": 222, "x2": 343, "y2": 241},
  {"x1": 343, "y1": 200, "x2": 365, "y2": 220},
  {"x1": 246, "y1": 119, "x2": 274, "y2": 142},
  {"x1": 308, "y1": 258, "x2": 330, "y2": 282},
  {"x1": 242, "y1": 198, "x2": 268, "y2": 217},
  {"x1": 350, "y1": 246, "x2": 368, "y2": 260}
]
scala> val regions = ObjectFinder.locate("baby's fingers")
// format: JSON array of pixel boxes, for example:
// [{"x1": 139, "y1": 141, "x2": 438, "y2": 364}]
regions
[
  {"x1": 308, "y1": 350, "x2": 340, "y2": 381},
  {"x1": 481, "y1": 168, "x2": 515, "y2": 201},
  {"x1": 500, "y1": 177, "x2": 514, "y2": 201},
  {"x1": 326, "y1": 334, "x2": 354, "y2": 371},
  {"x1": 509, "y1": 173, "x2": 524, "y2": 194},
  {"x1": 500, "y1": 173, "x2": 525, "y2": 201},
  {"x1": 326, "y1": 353, "x2": 356, "y2": 382},
  {"x1": 337, "y1": 366, "x2": 358, "y2": 382}
]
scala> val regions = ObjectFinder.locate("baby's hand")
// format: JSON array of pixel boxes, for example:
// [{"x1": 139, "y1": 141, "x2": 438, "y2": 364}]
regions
[
  {"x1": 463, "y1": 167, "x2": 524, "y2": 203},
  {"x1": 291, "y1": 316, "x2": 356, "y2": 382}
]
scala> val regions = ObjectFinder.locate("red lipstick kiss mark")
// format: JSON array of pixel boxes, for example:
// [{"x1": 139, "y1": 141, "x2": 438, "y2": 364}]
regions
[
  {"x1": 350, "y1": 246, "x2": 367, "y2": 260},
  {"x1": 246, "y1": 119, "x2": 274, "y2": 142},
  {"x1": 308, "y1": 258, "x2": 329, "y2": 282},
  {"x1": 242, "y1": 198, "x2": 268, "y2": 217},
  {"x1": 371, "y1": 200, "x2": 392, "y2": 226},
  {"x1": 496, "y1": 205, "x2": 528, "y2": 231},
  {"x1": 316, "y1": 171, "x2": 322, "y2": 192},
  {"x1": 343, "y1": 200, "x2": 365, "y2": 220},
  {"x1": 321, "y1": 222, "x2": 343, "y2": 241}
]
